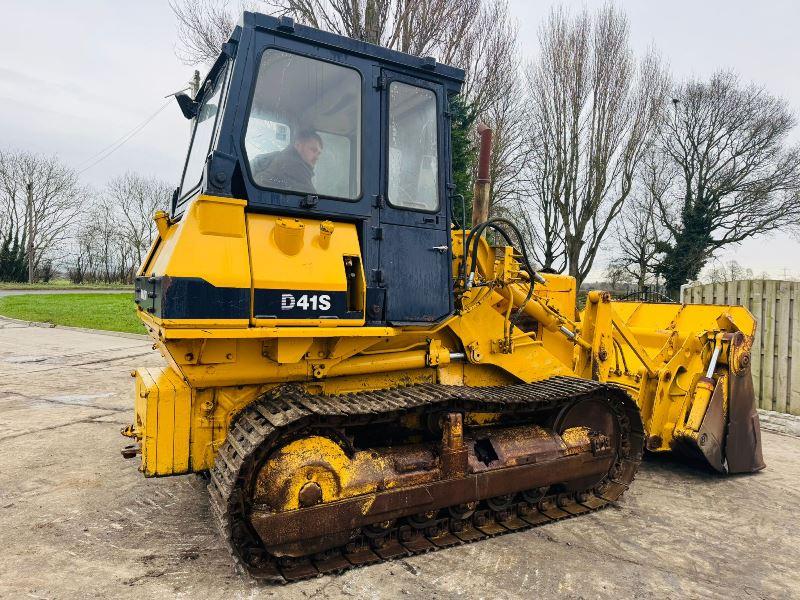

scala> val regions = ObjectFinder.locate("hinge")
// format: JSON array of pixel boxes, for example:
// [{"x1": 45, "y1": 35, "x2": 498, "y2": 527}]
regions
[
  {"x1": 372, "y1": 269, "x2": 385, "y2": 286},
  {"x1": 373, "y1": 194, "x2": 385, "y2": 208},
  {"x1": 374, "y1": 75, "x2": 387, "y2": 90},
  {"x1": 371, "y1": 226, "x2": 383, "y2": 240}
]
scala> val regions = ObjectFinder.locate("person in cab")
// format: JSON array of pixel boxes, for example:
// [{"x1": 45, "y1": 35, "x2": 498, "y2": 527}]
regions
[{"x1": 252, "y1": 129, "x2": 323, "y2": 194}]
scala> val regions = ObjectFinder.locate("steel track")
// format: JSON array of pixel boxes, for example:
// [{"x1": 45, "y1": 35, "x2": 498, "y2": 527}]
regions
[{"x1": 208, "y1": 376, "x2": 644, "y2": 583}]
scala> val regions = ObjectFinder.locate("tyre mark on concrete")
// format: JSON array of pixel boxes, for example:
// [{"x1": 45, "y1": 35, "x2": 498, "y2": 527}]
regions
[
  {"x1": 0, "y1": 350, "x2": 156, "y2": 381},
  {"x1": 0, "y1": 390, "x2": 128, "y2": 412},
  {"x1": 0, "y1": 413, "x2": 119, "y2": 444},
  {"x1": 0, "y1": 341, "x2": 152, "y2": 367}
]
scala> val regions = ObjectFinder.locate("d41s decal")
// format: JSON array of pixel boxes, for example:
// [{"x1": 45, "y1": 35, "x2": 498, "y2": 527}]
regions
[{"x1": 281, "y1": 293, "x2": 332, "y2": 312}]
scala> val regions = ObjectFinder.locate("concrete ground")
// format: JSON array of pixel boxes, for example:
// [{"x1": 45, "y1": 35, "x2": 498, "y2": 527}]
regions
[{"x1": 1, "y1": 319, "x2": 798, "y2": 600}]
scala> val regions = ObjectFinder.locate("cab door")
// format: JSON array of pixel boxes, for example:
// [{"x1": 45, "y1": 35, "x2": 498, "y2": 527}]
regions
[{"x1": 378, "y1": 71, "x2": 452, "y2": 324}]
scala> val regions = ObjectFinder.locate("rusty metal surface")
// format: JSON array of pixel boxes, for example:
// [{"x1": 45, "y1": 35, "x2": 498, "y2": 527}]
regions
[
  {"x1": 726, "y1": 363, "x2": 766, "y2": 473},
  {"x1": 696, "y1": 379, "x2": 727, "y2": 472},
  {"x1": 250, "y1": 452, "x2": 615, "y2": 547},
  {"x1": 207, "y1": 376, "x2": 643, "y2": 583}
]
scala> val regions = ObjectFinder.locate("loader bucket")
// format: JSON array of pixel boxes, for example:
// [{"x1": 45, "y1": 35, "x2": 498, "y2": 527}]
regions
[
  {"x1": 608, "y1": 301, "x2": 766, "y2": 474},
  {"x1": 670, "y1": 360, "x2": 765, "y2": 474}
]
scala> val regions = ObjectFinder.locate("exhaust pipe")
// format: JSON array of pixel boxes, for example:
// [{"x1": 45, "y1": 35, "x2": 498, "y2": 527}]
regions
[{"x1": 471, "y1": 123, "x2": 493, "y2": 228}]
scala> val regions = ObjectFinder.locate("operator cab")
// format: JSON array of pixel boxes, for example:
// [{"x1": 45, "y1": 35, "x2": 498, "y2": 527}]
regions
[{"x1": 173, "y1": 12, "x2": 464, "y2": 325}]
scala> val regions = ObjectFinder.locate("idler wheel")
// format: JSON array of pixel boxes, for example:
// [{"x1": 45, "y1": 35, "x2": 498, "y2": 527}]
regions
[{"x1": 552, "y1": 397, "x2": 622, "y2": 491}]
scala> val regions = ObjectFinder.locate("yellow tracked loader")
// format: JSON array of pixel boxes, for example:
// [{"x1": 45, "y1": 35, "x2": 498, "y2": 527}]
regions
[{"x1": 122, "y1": 12, "x2": 764, "y2": 581}]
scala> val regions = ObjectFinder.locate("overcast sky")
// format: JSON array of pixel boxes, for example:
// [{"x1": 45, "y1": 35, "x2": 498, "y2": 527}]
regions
[{"x1": 1, "y1": 0, "x2": 798, "y2": 279}]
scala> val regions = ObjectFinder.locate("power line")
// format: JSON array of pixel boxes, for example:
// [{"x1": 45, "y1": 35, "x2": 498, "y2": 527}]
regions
[{"x1": 76, "y1": 99, "x2": 173, "y2": 174}]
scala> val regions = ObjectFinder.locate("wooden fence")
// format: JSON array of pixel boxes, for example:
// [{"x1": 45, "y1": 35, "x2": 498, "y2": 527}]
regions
[{"x1": 682, "y1": 280, "x2": 800, "y2": 415}]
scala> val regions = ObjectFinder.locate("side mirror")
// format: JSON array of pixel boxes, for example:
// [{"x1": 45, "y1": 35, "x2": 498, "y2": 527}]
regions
[{"x1": 175, "y1": 92, "x2": 198, "y2": 120}]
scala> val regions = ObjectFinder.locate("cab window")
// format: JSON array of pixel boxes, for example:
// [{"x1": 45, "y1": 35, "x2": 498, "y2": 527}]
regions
[
  {"x1": 181, "y1": 64, "x2": 228, "y2": 197},
  {"x1": 244, "y1": 49, "x2": 361, "y2": 199},
  {"x1": 387, "y1": 82, "x2": 439, "y2": 211}
]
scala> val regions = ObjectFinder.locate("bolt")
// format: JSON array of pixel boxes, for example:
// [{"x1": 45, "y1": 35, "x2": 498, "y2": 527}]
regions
[
  {"x1": 298, "y1": 482, "x2": 323, "y2": 508},
  {"x1": 185, "y1": 353, "x2": 194, "y2": 361},
  {"x1": 226, "y1": 353, "x2": 233, "y2": 360}
]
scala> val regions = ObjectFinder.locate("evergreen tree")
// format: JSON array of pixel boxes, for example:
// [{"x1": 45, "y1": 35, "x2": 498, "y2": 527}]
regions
[
  {"x1": 450, "y1": 95, "x2": 477, "y2": 228},
  {"x1": 0, "y1": 231, "x2": 27, "y2": 282}
]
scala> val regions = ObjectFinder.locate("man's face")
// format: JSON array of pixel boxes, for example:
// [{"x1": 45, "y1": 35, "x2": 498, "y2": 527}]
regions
[{"x1": 295, "y1": 138, "x2": 323, "y2": 167}]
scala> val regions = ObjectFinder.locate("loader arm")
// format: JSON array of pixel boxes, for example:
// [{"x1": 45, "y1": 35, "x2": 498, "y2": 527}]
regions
[
  {"x1": 597, "y1": 301, "x2": 765, "y2": 473},
  {"x1": 458, "y1": 232, "x2": 764, "y2": 473}
]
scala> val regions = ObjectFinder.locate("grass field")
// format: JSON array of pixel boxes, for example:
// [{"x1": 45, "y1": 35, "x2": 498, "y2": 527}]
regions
[
  {"x1": 0, "y1": 293, "x2": 144, "y2": 334},
  {"x1": 0, "y1": 280, "x2": 133, "y2": 290}
]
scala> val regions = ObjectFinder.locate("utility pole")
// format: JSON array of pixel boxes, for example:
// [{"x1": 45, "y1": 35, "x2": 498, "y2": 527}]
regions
[
  {"x1": 26, "y1": 182, "x2": 34, "y2": 284},
  {"x1": 189, "y1": 69, "x2": 201, "y2": 135},
  {"x1": 190, "y1": 70, "x2": 201, "y2": 97}
]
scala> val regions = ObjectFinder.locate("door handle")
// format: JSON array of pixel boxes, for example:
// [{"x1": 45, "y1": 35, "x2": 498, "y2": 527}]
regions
[{"x1": 429, "y1": 246, "x2": 448, "y2": 253}]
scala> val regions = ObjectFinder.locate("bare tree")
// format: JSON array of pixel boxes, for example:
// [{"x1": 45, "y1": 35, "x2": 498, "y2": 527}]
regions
[
  {"x1": 107, "y1": 173, "x2": 173, "y2": 267},
  {"x1": 168, "y1": 0, "x2": 515, "y2": 127},
  {"x1": 0, "y1": 149, "x2": 84, "y2": 282},
  {"x1": 267, "y1": 0, "x2": 479, "y2": 60},
  {"x1": 607, "y1": 150, "x2": 670, "y2": 288},
  {"x1": 171, "y1": 0, "x2": 240, "y2": 66},
  {"x1": 170, "y1": 0, "x2": 479, "y2": 67},
  {"x1": 454, "y1": 1, "x2": 516, "y2": 117},
  {"x1": 68, "y1": 195, "x2": 138, "y2": 285},
  {"x1": 705, "y1": 259, "x2": 753, "y2": 284},
  {"x1": 462, "y1": 2, "x2": 529, "y2": 215},
  {"x1": 604, "y1": 261, "x2": 634, "y2": 293},
  {"x1": 522, "y1": 6, "x2": 669, "y2": 287},
  {"x1": 656, "y1": 71, "x2": 800, "y2": 297}
]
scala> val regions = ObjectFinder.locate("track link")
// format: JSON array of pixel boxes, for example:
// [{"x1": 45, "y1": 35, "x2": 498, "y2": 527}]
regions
[{"x1": 208, "y1": 376, "x2": 644, "y2": 582}]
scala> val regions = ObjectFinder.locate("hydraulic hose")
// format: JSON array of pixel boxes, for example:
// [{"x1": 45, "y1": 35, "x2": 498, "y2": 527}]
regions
[{"x1": 463, "y1": 217, "x2": 545, "y2": 327}]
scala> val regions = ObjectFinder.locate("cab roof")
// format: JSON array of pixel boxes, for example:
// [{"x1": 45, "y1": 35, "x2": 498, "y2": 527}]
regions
[{"x1": 239, "y1": 11, "x2": 466, "y2": 90}]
